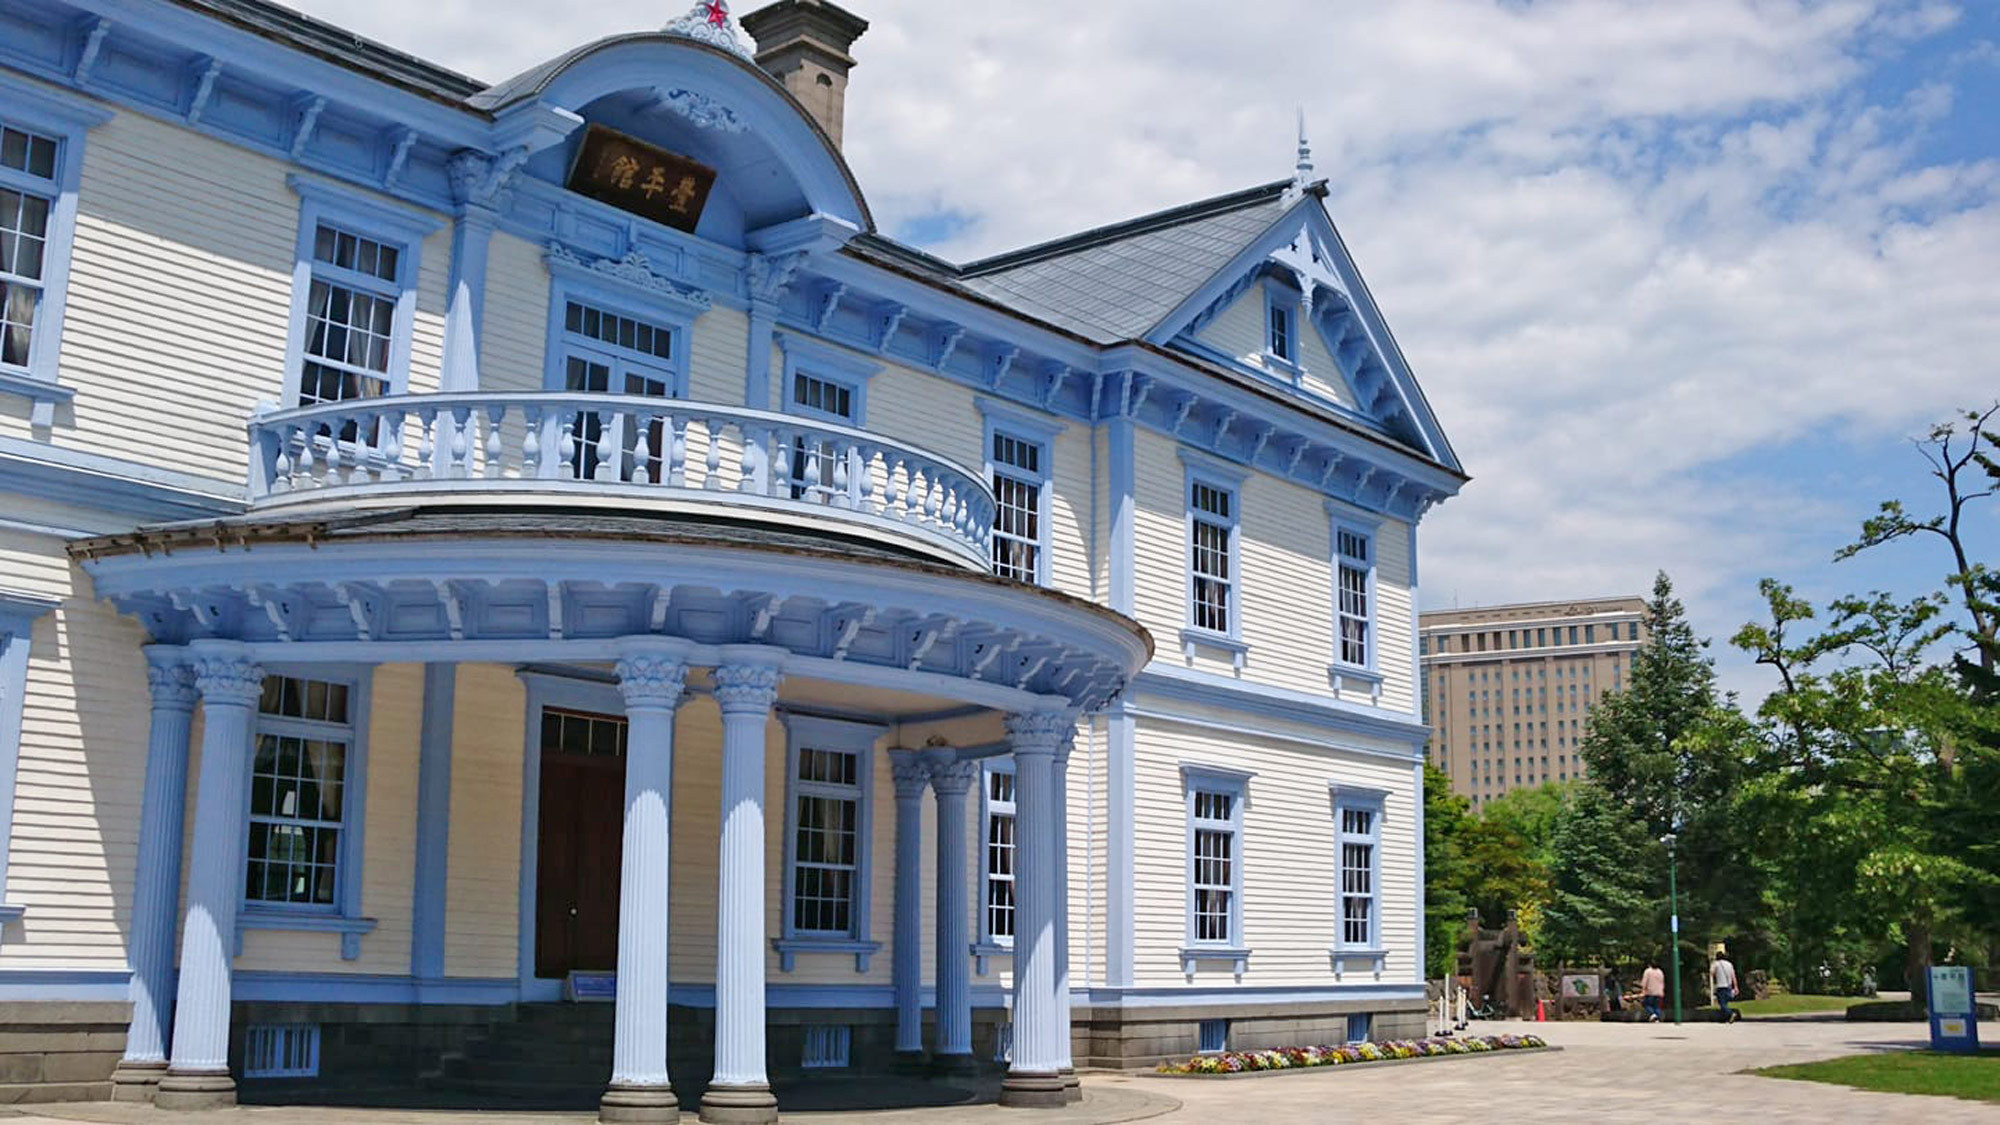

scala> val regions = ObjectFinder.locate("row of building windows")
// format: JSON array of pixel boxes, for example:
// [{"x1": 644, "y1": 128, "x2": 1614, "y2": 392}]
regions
[{"x1": 1421, "y1": 620, "x2": 1639, "y2": 655}]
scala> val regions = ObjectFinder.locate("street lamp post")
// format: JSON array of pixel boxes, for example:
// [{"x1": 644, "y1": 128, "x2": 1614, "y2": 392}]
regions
[{"x1": 1662, "y1": 832, "x2": 1681, "y2": 1026}]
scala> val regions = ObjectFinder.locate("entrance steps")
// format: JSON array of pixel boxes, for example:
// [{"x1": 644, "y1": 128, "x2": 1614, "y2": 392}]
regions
[{"x1": 427, "y1": 1003, "x2": 615, "y2": 1109}]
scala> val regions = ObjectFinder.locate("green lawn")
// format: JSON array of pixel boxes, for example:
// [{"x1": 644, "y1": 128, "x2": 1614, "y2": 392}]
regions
[
  {"x1": 1758, "y1": 1050, "x2": 2000, "y2": 1103},
  {"x1": 1724, "y1": 994, "x2": 1868, "y2": 1018}
]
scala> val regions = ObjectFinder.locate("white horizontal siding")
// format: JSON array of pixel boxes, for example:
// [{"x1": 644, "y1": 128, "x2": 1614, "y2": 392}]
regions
[
  {"x1": 443, "y1": 664, "x2": 524, "y2": 978},
  {"x1": 1194, "y1": 288, "x2": 1359, "y2": 410},
  {"x1": 1369, "y1": 521, "x2": 1416, "y2": 715},
  {"x1": 479, "y1": 232, "x2": 551, "y2": 395},
  {"x1": 1049, "y1": 424, "x2": 1095, "y2": 600},
  {"x1": 0, "y1": 544, "x2": 150, "y2": 971},
  {"x1": 688, "y1": 306, "x2": 749, "y2": 405},
  {"x1": 1295, "y1": 309, "x2": 1358, "y2": 409},
  {"x1": 1129, "y1": 716, "x2": 1419, "y2": 989}
]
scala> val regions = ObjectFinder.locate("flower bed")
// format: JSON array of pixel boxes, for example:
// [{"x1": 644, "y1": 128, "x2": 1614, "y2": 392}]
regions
[{"x1": 1156, "y1": 1034, "x2": 1548, "y2": 1075}]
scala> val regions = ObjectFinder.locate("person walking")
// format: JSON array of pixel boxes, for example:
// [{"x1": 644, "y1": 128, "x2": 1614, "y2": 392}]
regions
[
  {"x1": 1641, "y1": 961, "x2": 1666, "y2": 1022},
  {"x1": 1711, "y1": 951, "x2": 1741, "y2": 1024}
]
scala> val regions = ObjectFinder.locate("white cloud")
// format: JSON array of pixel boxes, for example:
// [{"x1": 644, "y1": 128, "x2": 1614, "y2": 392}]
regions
[{"x1": 290, "y1": 0, "x2": 1997, "y2": 700}]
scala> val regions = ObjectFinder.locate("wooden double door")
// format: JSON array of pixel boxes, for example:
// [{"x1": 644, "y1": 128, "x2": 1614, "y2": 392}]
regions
[{"x1": 534, "y1": 707, "x2": 628, "y2": 979}]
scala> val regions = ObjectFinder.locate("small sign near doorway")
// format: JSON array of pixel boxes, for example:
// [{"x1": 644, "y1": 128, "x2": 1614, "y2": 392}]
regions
[
  {"x1": 566, "y1": 124, "x2": 717, "y2": 233},
  {"x1": 567, "y1": 970, "x2": 617, "y2": 1003}
]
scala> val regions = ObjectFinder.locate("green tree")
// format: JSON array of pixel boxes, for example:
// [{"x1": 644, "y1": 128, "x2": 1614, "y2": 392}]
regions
[
  {"x1": 1421, "y1": 762, "x2": 1472, "y2": 978},
  {"x1": 1540, "y1": 783, "x2": 1660, "y2": 966},
  {"x1": 1478, "y1": 781, "x2": 1573, "y2": 869}
]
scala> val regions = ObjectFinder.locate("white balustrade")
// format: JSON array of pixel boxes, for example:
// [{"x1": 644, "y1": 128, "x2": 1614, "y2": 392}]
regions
[{"x1": 249, "y1": 394, "x2": 998, "y2": 571}]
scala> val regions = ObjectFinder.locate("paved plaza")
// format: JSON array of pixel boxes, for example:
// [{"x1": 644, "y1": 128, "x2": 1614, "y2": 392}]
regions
[{"x1": 3, "y1": 1017, "x2": 1994, "y2": 1124}]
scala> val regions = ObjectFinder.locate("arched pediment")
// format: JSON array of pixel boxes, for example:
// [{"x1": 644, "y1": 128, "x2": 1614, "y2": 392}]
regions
[{"x1": 472, "y1": 33, "x2": 871, "y2": 242}]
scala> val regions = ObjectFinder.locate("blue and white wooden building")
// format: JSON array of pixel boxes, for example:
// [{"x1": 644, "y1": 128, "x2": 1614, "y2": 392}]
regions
[{"x1": 0, "y1": 0, "x2": 1465, "y2": 1116}]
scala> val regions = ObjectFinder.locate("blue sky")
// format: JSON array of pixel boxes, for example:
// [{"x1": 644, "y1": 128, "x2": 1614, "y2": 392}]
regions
[{"x1": 294, "y1": 0, "x2": 1998, "y2": 701}]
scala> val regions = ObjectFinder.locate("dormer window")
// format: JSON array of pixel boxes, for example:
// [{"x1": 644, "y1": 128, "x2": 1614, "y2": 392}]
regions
[{"x1": 1267, "y1": 298, "x2": 1293, "y2": 363}]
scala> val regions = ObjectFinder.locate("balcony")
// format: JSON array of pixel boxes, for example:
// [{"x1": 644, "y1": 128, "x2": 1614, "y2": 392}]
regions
[{"x1": 248, "y1": 393, "x2": 997, "y2": 572}]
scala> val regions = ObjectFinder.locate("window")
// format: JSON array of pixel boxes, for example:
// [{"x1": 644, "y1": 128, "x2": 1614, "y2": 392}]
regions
[
  {"x1": 247, "y1": 676, "x2": 358, "y2": 908},
  {"x1": 0, "y1": 122, "x2": 58, "y2": 373},
  {"x1": 790, "y1": 746, "x2": 861, "y2": 934},
  {"x1": 1335, "y1": 526, "x2": 1373, "y2": 667},
  {"x1": 1180, "y1": 763, "x2": 1251, "y2": 969},
  {"x1": 778, "y1": 715, "x2": 882, "y2": 970},
  {"x1": 0, "y1": 84, "x2": 107, "y2": 424},
  {"x1": 243, "y1": 1024, "x2": 320, "y2": 1079},
  {"x1": 1188, "y1": 479, "x2": 1236, "y2": 635},
  {"x1": 982, "y1": 763, "x2": 1016, "y2": 944},
  {"x1": 284, "y1": 176, "x2": 439, "y2": 416},
  {"x1": 1333, "y1": 793, "x2": 1383, "y2": 951},
  {"x1": 1267, "y1": 297, "x2": 1293, "y2": 362},
  {"x1": 1191, "y1": 788, "x2": 1236, "y2": 943},
  {"x1": 989, "y1": 430, "x2": 1047, "y2": 583},
  {"x1": 801, "y1": 1025, "x2": 852, "y2": 1069},
  {"x1": 1198, "y1": 1019, "x2": 1229, "y2": 1053},
  {"x1": 1346, "y1": 1013, "x2": 1372, "y2": 1044},
  {"x1": 559, "y1": 299, "x2": 679, "y2": 481}
]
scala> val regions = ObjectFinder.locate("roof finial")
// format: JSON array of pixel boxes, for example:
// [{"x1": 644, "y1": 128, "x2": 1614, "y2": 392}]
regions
[
  {"x1": 664, "y1": 0, "x2": 753, "y2": 60},
  {"x1": 1284, "y1": 109, "x2": 1315, "y2": 203}
]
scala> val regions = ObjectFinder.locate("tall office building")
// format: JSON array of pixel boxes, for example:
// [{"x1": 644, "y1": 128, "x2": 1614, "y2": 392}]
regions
[{"x1": 1420, "y1": 598, "x2": 1647, "y2": 806}]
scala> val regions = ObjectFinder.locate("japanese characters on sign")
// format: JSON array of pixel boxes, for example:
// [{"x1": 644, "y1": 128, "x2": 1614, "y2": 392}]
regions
[{"x1": 566, "y1": 124, "x2": 718, "y2": 234}]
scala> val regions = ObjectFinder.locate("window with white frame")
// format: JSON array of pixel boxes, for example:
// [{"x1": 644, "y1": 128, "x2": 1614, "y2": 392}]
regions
[
  {"x1": 1188, "y1": 785, "x2": 1241, "y2": 945},
  {"x1": 989, "y1": 430, "x2": 1046, "y2": 583},
  {"x1": 559, "y1": 299, "x2": 679, "y2": 481},
  {"x1": 0, "y1": 121, "x2": 59, "y2": 373},
  {"x1": 297, "y1": 223, "x2": 402, "y2": 409},
  {"x1": 790, "y1": 744, "x2": 863, "y2": 935},
  {"x1": 788, "y1": 370, "x2": 859, "y2": 502},
  {"x1": 1267, "y1": 295, "x2": 1294, "y2": 363},
  {"x1": 982, "y1": 764, "x2": 1016, "y2": 944},
  {"x1": 1189, "y1": 479, "x2": 1236, "y2": 635},
  {"x1": 246, "y1": 676, "x2": 356, "y2": 907},
  {"x1": 1335, "y1": 798, "x2": 1382, "y2": 949},
  {"x1": 1335, "y1": 526, "x2": 1373, "y2": 667}
]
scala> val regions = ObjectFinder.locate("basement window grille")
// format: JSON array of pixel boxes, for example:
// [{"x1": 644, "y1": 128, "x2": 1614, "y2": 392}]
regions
[
  {"x1": 1346, "y1": 1013, "x2": 1372, "y2": 1044},
  {"x1": 801, "y1": 1025, "x2": 852, "y2": 1069},
  {"x1": 1198, "y1": 1018, "x2": 1229, "y2": 1053},
  {"x1": 994, "y1": 1021, "x2": 1014, "y2": 1064},
  {"x1": 243, "y1": 1024, "x2": 320, "y2": 1078}
]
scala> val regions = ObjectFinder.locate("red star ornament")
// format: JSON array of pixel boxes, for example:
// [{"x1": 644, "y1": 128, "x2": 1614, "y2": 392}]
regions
[{"x1": 703, "y1": 0, "x2": 729, "y2": 27}]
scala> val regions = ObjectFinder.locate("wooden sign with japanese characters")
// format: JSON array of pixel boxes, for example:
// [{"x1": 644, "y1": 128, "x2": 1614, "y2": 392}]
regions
[{"x1": 566, "y1": 124, "x2": 717, "y2": 233}]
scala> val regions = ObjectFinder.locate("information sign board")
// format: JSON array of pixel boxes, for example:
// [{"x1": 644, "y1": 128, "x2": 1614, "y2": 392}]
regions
[{"x1": 1928, "y1": 965, "x2": 1979, "y2": 1054}]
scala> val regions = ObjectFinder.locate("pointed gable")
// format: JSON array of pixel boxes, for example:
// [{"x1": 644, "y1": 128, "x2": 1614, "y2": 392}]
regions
[{"x1": 958, "y1": 182, "x2": 1292, "y2": 343}]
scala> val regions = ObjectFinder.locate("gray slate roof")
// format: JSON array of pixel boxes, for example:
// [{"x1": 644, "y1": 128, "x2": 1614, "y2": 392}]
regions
[
  {"x1": 955, "y1": 181, "x2": 1299, "y2": 343},
  {"x1": 174, "y1": 0, "x2": 486, "y2": 103}
]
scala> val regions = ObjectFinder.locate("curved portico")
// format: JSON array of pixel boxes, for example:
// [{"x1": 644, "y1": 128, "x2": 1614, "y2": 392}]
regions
[{"x1": 78, "y1": 504, "x2": 1147, "y2": 1120}]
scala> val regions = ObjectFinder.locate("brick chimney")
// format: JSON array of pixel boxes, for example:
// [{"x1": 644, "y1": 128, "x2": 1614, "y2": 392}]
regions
[{"x1": 739, "y1": 0, "x2": 869, "y2": 148}]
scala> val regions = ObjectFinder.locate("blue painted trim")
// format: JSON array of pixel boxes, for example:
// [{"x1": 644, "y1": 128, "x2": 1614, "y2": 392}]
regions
[
  {"x1": 0, "y1": 593, "x2": 57, "y2": 917},
  {"x1": 1081, "y1": 983, "x2": 1427, "y2": 1008},
  {"x1": 232, "y1": 971, "x2": 517, "y2": 1006},
  {"x1": 1181, "y1": 764, "x2": 1248, "y2": 962},
  {"x1": 1133, "y1": 665, "x2": 1428, "y2": 750},
  {"x1": 1261, "y1": 278, "x2": 1300, "y2": 371},
  {"x1": 1180, "y1": 449, "x2": 1246, "y2": 663},
  {"x1": 1105, "y1": 709, "x2": 1135, "y2": 989},
  {"x1": 0, "y1": 74, "x2": 111, "y2": 426},
  {"x1": 974, "y1": 397, "x2": 1066, "y2": 444},
  {"x1": 775, "y1": 333, "x2": 879, "y2": 423},
  {"x1": 1411, "y1": 759, "x2": 1425, "y2": 978},
  {"x1": 778, "y1": 713, "x2": 883, "y2": 972},
  {"x1": 1328, "y1": 510, "x2": 1381, "y2": 692},
  {"x1": 281, "y1": 175, "x2": 441, "y2": 407},
  {"x1": 0, "y1": 903, "x2": 22, "y2": 924},
  {"x1": 238, "y1": 910, "x2": 379, "y2": 962},
  {"x1": 0, "y1": 968, "x2": 131, "y2": 1001},
  {"x1": 441, "y1": 209, "x2": 497, "y2": 393},
  {"x1": 0, "y1": 436, "x2": 242, "y2": 520},
  {"x1": 1108, "y1": 416, "x2": 1136, "y2": 617},
  {"x1": 409, "y1": 663, "x2": 455, "y2": 979},
  {"x1": 515, "y1": 670, "x2": 625, "y2": 1001},
  {"x1": 238, "y1": 662, "x2": 375, "y2": 959}
]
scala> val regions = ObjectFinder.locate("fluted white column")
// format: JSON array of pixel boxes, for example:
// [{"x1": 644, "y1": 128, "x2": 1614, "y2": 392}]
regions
[
  {"x1": 926, "y1": 752, "x2": 978, "y2": 1068},
  {"x1": 601, "y1": 642, "x2": 688, "y2": 1125},
  {"x1": 113, "y1": 650, "x2": 198, "y2": 1101},
  {"x1": 157, "y1": 646, "x2": 264, "y2": 1111},
  {"x1": 887, "y1": 751, "x2": 929, "y2": 1062},
  {"x1": 1053, "y1": 732, "x2": 1079, "y2": 1101},
  {"x1": 701, "y1": 651, "x2": 784, "y2": 1125},
  {"x1": 1000, "y1": 709, "x2": 1072, "y2": 1109}
]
